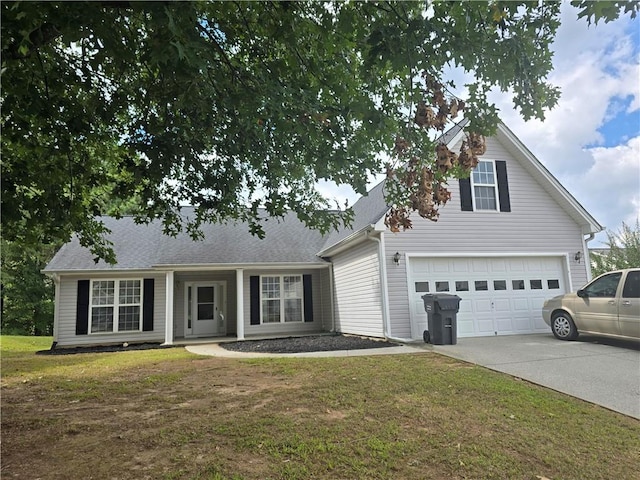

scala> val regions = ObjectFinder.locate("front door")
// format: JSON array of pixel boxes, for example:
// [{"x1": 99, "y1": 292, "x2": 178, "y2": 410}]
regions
[
  {"x1": 187, "y1": 283, "x2": 226, "y2": 337},
  {"x1": 573, "y1": 271, "x2": 622, "y2": 335}
]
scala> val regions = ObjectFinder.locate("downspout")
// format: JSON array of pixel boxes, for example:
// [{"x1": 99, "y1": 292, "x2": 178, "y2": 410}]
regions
[
  {"x1": 51, "y1": 274, "x2": 60, "y2": 349},
  {"x1": 583, "y1": 233, "x2": 596, "y2": 281},
  {"x1": 366, "y1": 229, "x2": 407, "y2": 343},
  {"x1": 328, "y1": 264, "x2": 336, "y2": 333}
]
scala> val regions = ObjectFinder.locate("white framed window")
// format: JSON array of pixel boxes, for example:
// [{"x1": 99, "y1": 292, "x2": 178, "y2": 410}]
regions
[
  {"x1": 261, "y1": 275, "x2": 303, "y2": 323},
  {"x1": 471, "y1": 160, "x2": 499, "y2": 211},
  {"x1": 90, "y1": 279, "x2": 142, "y2": 333}
]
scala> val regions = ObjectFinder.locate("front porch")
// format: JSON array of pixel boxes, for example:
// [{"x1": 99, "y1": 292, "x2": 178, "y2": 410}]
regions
[{"x1": 162, "y1": 265, "x2": 334, "y2": 345}]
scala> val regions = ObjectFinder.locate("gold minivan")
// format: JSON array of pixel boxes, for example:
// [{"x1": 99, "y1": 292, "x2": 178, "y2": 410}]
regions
[{"x1": 542, "y1": 268, "x2": 640, "y2": 341}]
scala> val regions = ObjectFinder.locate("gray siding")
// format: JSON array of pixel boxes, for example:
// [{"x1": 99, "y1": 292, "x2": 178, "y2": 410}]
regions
[
  {"x1": 242, "y1": 268, "x2": 332, "y2": 337},
  {"x1": 331, "y1": 240, "x2": 385, "y2": 337},
  {"x1": 384, "y1": 136, "x2": 591, "y2": 338},
  {"x1": 54, "y1": 272, "x2": 166, "y2": 347}
]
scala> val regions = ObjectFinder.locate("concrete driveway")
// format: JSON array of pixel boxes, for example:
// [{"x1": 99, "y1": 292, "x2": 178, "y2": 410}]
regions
[{"x1": 432, "y1": 333, "x2": 640, "y2": 419}]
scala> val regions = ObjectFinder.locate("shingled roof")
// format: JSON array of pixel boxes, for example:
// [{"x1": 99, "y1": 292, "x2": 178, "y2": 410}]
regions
[{"x1": 44, "y1": 208, "x2": 331, "y2": 272}]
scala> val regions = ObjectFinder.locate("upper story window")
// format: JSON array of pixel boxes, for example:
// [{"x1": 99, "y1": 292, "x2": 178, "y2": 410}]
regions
[
  {"x1": 472, "y1": 160, "x2": 498, "y2": 210},
  {"x1": 459, "y1": 159, "x2": 511, "y2": 213}
]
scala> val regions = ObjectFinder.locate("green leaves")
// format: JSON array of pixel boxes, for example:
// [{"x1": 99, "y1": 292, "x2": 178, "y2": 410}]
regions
[
  {"x1": 572, "y1": 0, "x2": 639, "y2": 25},
  {"x1": 591, "y1": 220, "x2": 640, "y2": 276},
  {"x1": 1, "y1": 1, "x2": 636, "y2": 262}
]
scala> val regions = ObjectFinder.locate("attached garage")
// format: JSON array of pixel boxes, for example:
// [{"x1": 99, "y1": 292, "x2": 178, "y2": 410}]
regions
[{"x1": 407, "y1": 255, "x2": 569, "y2": 339}]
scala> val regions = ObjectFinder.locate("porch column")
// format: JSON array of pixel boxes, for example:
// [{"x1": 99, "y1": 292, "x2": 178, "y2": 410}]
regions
[
  {"x1": 236, "y1": 268, "x2": 245, "y2": 340},
  {"x1": 164, "y1": 271, "x2": 174, "y2": 345}
]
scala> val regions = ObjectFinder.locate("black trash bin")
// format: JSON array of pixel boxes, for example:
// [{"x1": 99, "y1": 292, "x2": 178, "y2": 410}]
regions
[{"x1": 421, "y1": 293, "x2": 461, "y2": 345}]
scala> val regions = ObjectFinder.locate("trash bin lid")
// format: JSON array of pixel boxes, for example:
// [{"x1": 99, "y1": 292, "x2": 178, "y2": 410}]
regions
[{"x1": 433, "y1": 294, "x2": 461, "y2": 310}]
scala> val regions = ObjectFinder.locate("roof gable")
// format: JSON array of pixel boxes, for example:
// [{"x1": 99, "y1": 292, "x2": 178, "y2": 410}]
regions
[{"x1": 318, "y1": 119, "x2": 602, "y2": 255}]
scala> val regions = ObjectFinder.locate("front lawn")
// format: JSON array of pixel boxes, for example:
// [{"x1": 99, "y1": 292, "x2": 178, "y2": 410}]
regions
[{"x1": 1, "y1": 336, "x2": 638, "y2": 479}]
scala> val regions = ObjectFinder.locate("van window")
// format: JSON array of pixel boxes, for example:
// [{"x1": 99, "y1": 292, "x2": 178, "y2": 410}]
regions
[
  {"x1": 622, "y1": 271, "x2": 640, "y2": 298},
  {"x1": 584, "y1": 272, "x2": 622, "y2": 298}
]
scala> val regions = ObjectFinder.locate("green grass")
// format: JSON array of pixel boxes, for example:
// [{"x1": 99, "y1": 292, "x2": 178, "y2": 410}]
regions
[{"x1": 2, "y1": 335, "x2": 639, "y2": 480}]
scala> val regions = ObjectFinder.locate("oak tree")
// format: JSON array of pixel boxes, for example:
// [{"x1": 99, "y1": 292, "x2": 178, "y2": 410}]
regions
[{"x1": 2, "y1": 1, "x2": 638, "y2": 263}]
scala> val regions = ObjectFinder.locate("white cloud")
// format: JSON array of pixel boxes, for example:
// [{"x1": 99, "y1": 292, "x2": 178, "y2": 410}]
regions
[
  {"x1": 568, "y1": 136, "x2": 640, "y2": 244},
  {"x1": 491, "y1": 4, "x2": 639, "y2": 246}
]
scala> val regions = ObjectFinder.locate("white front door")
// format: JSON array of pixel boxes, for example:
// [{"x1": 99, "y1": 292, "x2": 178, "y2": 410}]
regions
[{"x1": 187, "y1": 283, "x2": 226, "y2": 337}]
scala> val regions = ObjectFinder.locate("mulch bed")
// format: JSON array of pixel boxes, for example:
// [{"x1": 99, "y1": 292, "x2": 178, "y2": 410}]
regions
[
  {"x1": 37, "y1": 342, "x2": 175, "y2": 355},
  {"x1": 36, "y1": 334, "x2": 399, "y2": 355},
  {"x1": 220, "y1": 334, "x2": 399, "y2": 354}
]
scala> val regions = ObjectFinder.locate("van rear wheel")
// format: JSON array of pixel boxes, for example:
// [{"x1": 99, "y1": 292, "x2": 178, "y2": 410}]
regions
[{"x1": 551, "y1": 312, "x2": 578, "y2": 340}]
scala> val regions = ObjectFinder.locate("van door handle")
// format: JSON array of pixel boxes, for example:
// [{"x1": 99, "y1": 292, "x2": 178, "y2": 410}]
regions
[
  {"x1": 621, "y1": 301, "x2": 631, "y2": 306},
  {"x1": 607, "y1": 300, "x2": 616, "y2": 305}
]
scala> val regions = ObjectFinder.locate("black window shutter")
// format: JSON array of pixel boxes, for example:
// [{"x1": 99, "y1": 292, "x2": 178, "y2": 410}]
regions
[
  {"x1": 76, "y1": 280, "x2": 90, "y2": 335},
  {"x1": 496, "y1": 161, "x2": 511, "y2": 212},
  {"x1": 249, "y1": 276, "x2": 260, "y2": 325},
  {"x1": 143, "y1": 278, "x2": 154, "y2": 331},
  {"x1": 303, "y1": 274, "x2": 313, "y2": 323},
  {"x1": 459, "y1": 178, "x2": 473, "y2": 211}
]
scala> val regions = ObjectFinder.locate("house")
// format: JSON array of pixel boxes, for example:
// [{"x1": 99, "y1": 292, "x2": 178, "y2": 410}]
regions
[{"x1": 44, "y1": 121, "x2": 603, "y2": 347}]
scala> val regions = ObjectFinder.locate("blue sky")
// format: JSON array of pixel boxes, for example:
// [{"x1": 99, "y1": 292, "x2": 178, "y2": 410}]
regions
[{"x1": 320, "y1": 3, "x2": 639, "y2": 248}]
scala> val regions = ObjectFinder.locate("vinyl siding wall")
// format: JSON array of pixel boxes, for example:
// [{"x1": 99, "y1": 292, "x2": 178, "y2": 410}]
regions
[
  {"x1": 384, "y1": 136, "x2": 591, "y2": 338},
  {"x1": 242, "y1": 268, "x2": 332, "y2": 337},
  {"x1": 331, "y1": 240, "x2": 385, "y2": 337},
  {"x1": 54, "y1": 272, "x2": 166, "y2": 347}
]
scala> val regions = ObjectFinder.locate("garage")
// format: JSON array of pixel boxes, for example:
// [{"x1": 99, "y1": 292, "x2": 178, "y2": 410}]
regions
[{"x1": 408, "y1": 256, "x2": 568, "y2": 339}]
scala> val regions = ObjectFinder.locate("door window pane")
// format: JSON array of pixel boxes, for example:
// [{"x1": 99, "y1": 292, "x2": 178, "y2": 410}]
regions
[
  {"x1": 436, "y1": 281, "x2": 450, "y2": 292},
  {"x1": 585, "y1": 272, "x2": 622, "y2": 297},
  {"x1": 415, "y1": 282, "x2": 429, "y2": 293},
  {"x1": 198, "y1": 304, "x2": 214, "y2": 321},
  {"x1": 455, "y1": 281, "x2": 469, "y2": 292},
  {"x1": 622, "y1": 271, "x2": 640, "y2": 298},
  {"x1": 530, "y1": 280, "x2": 543, "y2": 290},
  {"x1": 197, "y1": 286, "x2": 214, "y2": 303},
  {"x1": 548, "y1": 279, "x2": 560, "y2": 289},
  {"x1": 512, "y1": 280, "x2": 525, "y2": 290},
  {"x1": 475, "y1": 281, "x2": 488, "y2": 291},
  {"x1": 494, "y1": 280, "x2": 507, "y2": 291}
]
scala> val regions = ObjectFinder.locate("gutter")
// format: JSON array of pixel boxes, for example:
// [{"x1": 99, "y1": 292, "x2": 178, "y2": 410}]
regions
[{"x1": 583, "y1": 233, "x2": 596, "y2": 281}]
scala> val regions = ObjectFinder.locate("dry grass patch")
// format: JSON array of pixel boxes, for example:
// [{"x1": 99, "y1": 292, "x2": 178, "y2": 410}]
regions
[{"x1": 2, "y1": 336, "x2": 639, "y2": 479}]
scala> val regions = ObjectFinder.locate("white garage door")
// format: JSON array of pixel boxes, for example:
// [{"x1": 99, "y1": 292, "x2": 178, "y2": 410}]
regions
[{"x1": 409, "y1": 256, "x2": 567, "y2": 339}]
